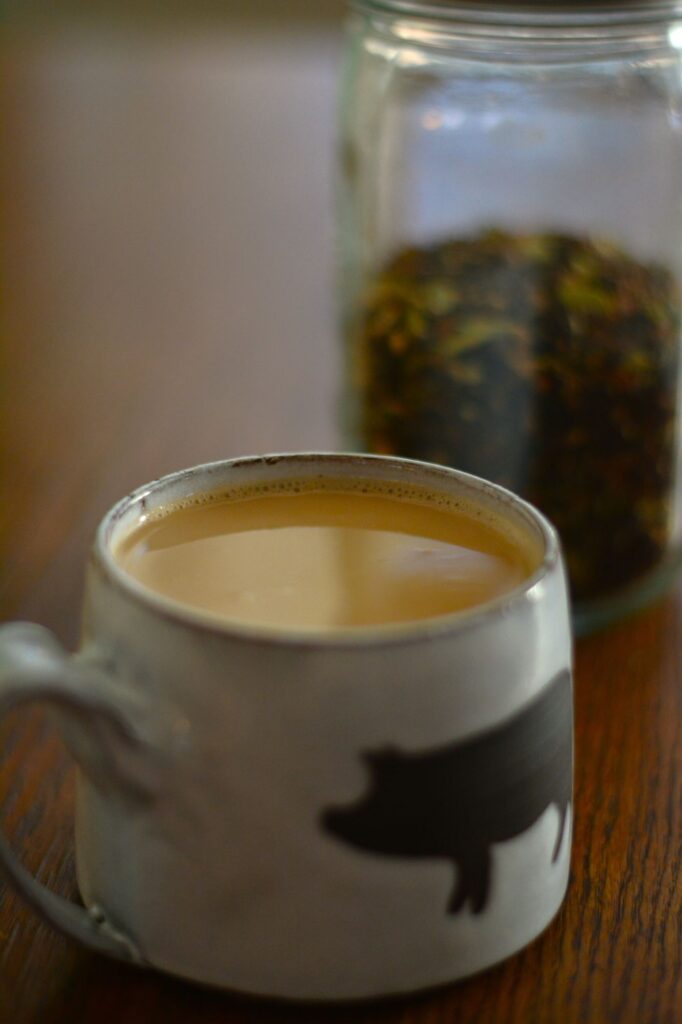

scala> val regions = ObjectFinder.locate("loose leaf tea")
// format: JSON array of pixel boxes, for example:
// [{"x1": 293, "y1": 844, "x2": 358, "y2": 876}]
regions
[{"x1": 351, "y1": 230, "x2": 681, "y2": 603}]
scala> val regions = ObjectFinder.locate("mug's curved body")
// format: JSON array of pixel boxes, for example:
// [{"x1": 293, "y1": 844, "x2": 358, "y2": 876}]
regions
[{"x1": 2, "y1": 454, "x2": 573, "y2": 1000}]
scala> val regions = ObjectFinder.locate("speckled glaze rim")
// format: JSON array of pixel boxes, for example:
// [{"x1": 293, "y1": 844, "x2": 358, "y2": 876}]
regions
[{"x1": 91, "y1": 453, "x2": 562, "y2": 649}]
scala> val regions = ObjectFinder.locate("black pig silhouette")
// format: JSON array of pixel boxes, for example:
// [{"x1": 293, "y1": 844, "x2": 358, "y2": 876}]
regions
[{"x1": 322, "y1": 669, "x2": 572, "y2": 915}]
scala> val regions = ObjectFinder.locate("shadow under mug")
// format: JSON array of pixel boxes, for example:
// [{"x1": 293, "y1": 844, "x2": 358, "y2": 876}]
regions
[{"x1": 0, "y1": 453, "x2": 573, "y2": 1001}]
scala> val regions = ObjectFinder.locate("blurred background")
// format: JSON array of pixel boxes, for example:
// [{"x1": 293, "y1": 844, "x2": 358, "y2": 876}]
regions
[{"x1": 2, "y1": 1, "x2": 345, "y2": 644}]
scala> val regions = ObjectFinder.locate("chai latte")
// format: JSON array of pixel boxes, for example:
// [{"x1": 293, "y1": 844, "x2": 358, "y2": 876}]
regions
[{"x1": 115, "y1": 480, "x2": 540, "y2": 631}]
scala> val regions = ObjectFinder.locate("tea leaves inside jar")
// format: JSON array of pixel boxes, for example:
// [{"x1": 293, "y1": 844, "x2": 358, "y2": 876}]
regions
[{"x1": 352, "y1": 230, "x2": 681, "y2": 603}]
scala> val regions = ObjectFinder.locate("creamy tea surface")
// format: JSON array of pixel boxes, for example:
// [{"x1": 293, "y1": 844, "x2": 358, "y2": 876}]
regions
[{"x1": 115, "y1": 481, "x2": 539, "y2": 631}]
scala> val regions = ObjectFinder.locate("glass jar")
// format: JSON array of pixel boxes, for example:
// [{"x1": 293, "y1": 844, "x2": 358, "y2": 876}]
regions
[{"x1": 339, "y1": 0, "x2": 682, "y2": 632}]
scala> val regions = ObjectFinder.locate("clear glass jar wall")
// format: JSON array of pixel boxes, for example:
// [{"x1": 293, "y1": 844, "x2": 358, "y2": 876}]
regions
[{"x1": 339, "y1": 0, "x2": 682, "y2": 632}]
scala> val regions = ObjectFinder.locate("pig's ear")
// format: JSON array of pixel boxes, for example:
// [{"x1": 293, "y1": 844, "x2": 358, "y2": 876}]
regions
[{"x1": 363, "y1": 745, "x2": 401, "y2": 768}]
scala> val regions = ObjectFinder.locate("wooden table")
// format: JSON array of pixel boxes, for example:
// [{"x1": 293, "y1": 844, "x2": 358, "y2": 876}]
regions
[{"x1": 2, "y1": 14, "x2": 682, "y2": 1024}]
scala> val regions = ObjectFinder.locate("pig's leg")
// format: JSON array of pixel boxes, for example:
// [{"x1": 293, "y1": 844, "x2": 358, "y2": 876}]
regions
[{"x1": 448, "y1": 849, "x2": 491, "y2": 915}]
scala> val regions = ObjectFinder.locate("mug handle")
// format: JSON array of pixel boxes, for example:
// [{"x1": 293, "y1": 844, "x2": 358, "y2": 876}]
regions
[{"x1": 0, "y1": 622, "x2": 159, "y2": 963}]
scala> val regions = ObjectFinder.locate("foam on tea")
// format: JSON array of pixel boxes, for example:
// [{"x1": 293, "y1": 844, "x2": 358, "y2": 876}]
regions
[{"x1": 115, "y1": 479, "x2": 540, "y2": 631}]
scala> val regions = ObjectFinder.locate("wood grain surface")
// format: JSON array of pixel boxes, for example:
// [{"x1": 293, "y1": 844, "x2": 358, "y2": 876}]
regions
[{"x1": 2, "y1": 15, "x2": 682, "y2": 1024}]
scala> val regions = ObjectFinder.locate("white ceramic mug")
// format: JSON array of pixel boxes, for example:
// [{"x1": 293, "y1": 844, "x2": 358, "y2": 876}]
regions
[{"x1": 0, "y1": 453, "x2": 573, "y2": 1001}]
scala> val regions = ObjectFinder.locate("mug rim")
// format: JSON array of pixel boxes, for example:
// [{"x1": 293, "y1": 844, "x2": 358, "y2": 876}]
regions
[{"x1": 92, "y1": 452, "x2": 563, "y2": 649}]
